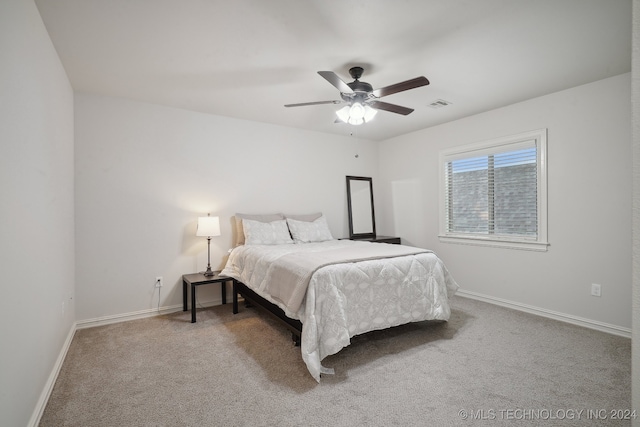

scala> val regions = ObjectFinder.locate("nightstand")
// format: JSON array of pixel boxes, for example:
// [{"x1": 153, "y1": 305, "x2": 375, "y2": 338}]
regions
[
  {"x1": 182, "y1": 272, "x2": 232, "y2": 323},
  {"x1": 350, "y1": 235, "x2": 401, "y2": 244}
]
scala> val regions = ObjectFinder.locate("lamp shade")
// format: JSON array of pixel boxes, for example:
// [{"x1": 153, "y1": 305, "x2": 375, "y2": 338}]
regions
[{"x1": 196, "y1": 215, "x2": 221, "y2": 237}]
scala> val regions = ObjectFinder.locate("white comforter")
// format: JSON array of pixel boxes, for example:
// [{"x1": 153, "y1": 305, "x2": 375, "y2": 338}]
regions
[{"x1": 221, "y1": 240, "x2": 458, "y2": 381}]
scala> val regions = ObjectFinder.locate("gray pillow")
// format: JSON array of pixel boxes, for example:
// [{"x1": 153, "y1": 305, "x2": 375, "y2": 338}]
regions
[{"x1": 284, "y1": 212, "x2": 323, "y2": 222}]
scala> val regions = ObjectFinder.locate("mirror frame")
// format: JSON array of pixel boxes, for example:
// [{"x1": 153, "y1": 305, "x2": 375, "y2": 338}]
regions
[{"x1": 346, "y1": 175, "x2": 376, "y2": 239}]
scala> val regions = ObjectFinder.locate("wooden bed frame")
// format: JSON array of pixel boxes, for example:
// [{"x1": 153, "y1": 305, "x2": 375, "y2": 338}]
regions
[{"x1": 232, "y1": 279, "x2": 302, "y2": 346}]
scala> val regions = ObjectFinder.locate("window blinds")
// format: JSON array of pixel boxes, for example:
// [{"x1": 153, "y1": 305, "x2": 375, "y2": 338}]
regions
[{"x1": 444, "y1": 140, "x2": 538, "y2": 238}]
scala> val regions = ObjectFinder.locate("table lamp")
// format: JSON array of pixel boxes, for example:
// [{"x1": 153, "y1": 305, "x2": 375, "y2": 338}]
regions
[{"x1": 196, "y1": 213, "x2": 221, "y2": 276}]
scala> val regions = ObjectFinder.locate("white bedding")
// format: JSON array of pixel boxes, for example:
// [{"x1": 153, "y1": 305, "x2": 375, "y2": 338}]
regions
[{"x1": 221, "y1": 240, "x2": 458, "y2": 381}]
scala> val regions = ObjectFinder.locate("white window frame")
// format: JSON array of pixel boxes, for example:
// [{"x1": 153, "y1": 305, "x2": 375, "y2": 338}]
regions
[{"x1": 438, "y1": 129, "x2": 549, "y2": 251}]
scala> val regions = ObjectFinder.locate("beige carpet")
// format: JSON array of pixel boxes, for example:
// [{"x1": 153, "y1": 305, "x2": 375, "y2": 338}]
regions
[{"x1": 40, "y1": 297, "x2": 631, "y2": 426}]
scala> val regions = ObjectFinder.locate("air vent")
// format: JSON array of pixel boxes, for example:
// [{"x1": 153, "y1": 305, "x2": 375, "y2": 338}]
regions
[{"x1": 428, "y1": 99, "x2": 452, "y2": 109}]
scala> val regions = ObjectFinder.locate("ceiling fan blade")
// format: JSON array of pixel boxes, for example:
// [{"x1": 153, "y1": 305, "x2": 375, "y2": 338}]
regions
[
  {"x1": 368, "y1": 100, "x2": 414, "y2": 115},
  {"x1": 318, "y1": 71, "x2": 354, "y2": 94},
  {"x1": 371, "y1": 76, "x2": 430, "y2": 98},
  {"x1": 285, "y1": 100, "x2": 343, "y2": 107}
]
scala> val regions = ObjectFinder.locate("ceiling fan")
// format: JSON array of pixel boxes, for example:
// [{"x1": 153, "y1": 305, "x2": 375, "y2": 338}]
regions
[{"x1": 284, "y1": 66, "x2": 429, "y2": 125}]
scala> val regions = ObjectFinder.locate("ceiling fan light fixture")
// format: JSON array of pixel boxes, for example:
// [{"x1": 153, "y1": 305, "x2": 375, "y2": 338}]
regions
[
  {"x1": 363, "y1": 105, "x2": 377, "y2": 122},
  {"x1": 349, "y1": 102, "x2": 365, "y2": 120},
  {"x1": 336, "y1": 103, "x2": 377, "y2": 125},
  {"x1": 348, "y1": 116, "x2": 364, "y2": 125},
  {"x1": 336, "y1": 105, "x2": 351, "y2": 123}
]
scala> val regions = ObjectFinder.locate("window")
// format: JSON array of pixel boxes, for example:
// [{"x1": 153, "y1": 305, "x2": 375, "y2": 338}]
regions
[{"x1": 439, "y1": 129, "x2": 548, "y2": 251}]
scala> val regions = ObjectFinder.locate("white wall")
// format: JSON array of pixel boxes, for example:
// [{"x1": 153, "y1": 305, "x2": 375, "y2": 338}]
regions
[
  {"x1": 378, "y1": 73, "x2": 632, "y2": 331},
  {"x1": 74, "y1": 94, "x2": 379, "y2": 322},
  {"x1": 0, "y1": 1, "x2": 75, "y2": 426}
]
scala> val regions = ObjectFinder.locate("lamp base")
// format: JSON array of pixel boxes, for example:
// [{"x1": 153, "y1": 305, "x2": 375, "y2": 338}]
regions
[{"x1": 203, "y1": 266, "x2": 214, "y2": 277}]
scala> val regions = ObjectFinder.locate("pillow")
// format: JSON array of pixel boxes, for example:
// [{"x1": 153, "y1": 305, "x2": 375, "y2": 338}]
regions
[
  {"x1": 284, "y1": 212, "x2": 323, "y2": 222},
  {"x1": 234, "y1": 213, "x2": 284, "y2": 246},
  {"x1": 286, "y1": 215, "x2": 334, "y2": 244},
  {"x1": 242, "y1": 218, "x2": 293, "y2": 245}
]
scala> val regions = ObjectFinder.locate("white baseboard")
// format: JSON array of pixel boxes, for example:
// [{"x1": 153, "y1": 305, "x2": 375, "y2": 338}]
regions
[
  {"x1": 76, "y1": 304, "x2": 183, "y2": 329},
  {"x1": 456, "y1": 289, "x2": 632, "y2": 339},
  {"x1": 28, "y1": 322, "x2": 76, "y2": 427},
  {"x1": 75, "y1": 297, "x2": 225, "y2": 329}
]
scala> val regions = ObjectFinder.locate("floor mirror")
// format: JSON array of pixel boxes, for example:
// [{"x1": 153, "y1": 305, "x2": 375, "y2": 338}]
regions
[{"x1": 346, "y1": 175, "x2": 376, "y2": 239}]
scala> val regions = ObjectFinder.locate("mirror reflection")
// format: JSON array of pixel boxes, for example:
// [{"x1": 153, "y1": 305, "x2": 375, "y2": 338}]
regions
[{"x1": 346, "y1": 176, "x2": 376, "y2": 238}]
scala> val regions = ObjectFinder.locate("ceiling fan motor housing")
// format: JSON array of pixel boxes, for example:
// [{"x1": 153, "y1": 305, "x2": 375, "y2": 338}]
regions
[
  {"x1": 341, "y1": 86, "x2": 373, "y2": 103},
  {"x1": 340, "y1": 67, "x2": 373, "y2": 103},
  {"x1": 342, "y1": 67, "x2": 374, "y2": 104}
]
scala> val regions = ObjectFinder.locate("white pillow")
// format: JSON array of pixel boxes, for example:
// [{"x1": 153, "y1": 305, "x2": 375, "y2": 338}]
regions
[
  {"x1": 286, "y1": 216, "x2": 334, "y2": 244},
  {"x1": 242, "y1": 218, "x2": 293, "y2": 245},
  {"x1": 234, "y1": 213, "x2": 284, "y2": 246}
]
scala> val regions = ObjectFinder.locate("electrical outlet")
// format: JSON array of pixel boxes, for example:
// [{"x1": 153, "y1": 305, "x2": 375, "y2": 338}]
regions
[
  {"x1": 155, "y1": 277, "x2": 163, "y2": 288},
  {"x1": 591, "y1": 283, "x2": 601, "y2": 297}
]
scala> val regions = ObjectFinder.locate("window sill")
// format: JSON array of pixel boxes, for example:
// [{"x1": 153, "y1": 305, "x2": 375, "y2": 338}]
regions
[{"x1": 438, "y1": 234, "x2": 549, "y2": 252}]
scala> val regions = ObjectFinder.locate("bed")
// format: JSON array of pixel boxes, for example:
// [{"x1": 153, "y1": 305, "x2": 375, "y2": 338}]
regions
[{"x1": 220, "y1": 213, "x2": 459, "y2": 381}]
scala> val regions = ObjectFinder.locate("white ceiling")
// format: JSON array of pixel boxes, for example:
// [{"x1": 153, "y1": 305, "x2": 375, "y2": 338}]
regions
[{"x1": 35, "y1": 0, "x2": 631, "y2": 141}]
